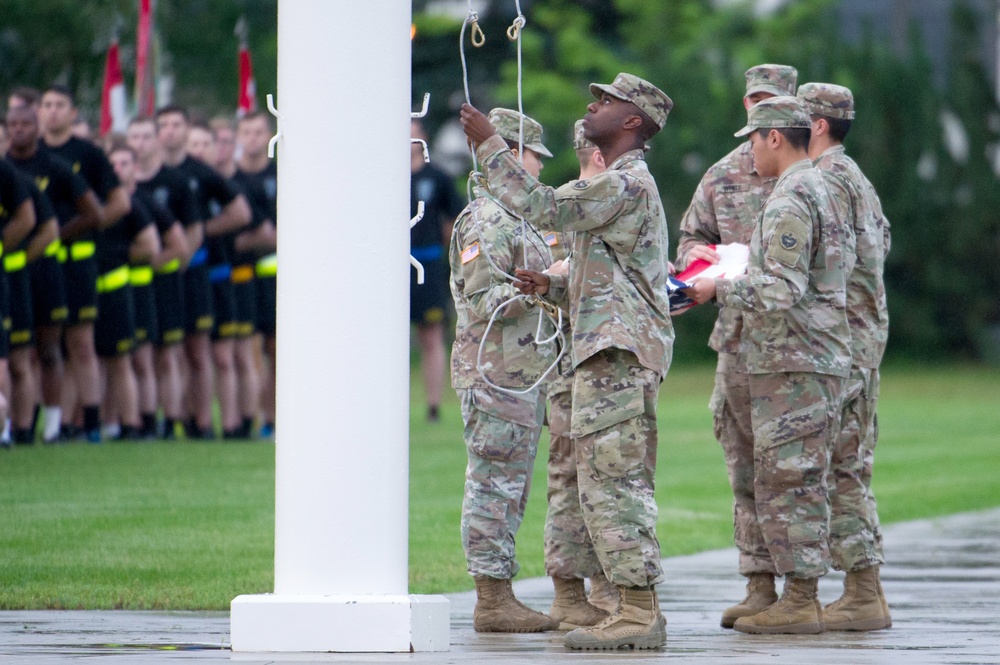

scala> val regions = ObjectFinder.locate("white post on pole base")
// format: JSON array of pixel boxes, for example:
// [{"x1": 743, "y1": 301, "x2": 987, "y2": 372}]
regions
[{"x1": 230, "y1": 0, "x2": 449, "y2": 653}]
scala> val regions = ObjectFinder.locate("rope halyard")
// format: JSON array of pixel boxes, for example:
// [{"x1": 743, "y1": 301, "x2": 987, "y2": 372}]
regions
[{"x1": 458, "y1": 1, "x2": 565, "y2": 395}]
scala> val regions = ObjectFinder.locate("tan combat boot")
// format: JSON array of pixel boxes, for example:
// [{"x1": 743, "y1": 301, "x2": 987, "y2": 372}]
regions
[
  {"x1": 877, "y1": 566, "x2": 892, "y2": 627},
  {"x1": 733, "y1": 575, "x2": 824, "y2": 634},
  {"x1": 824, "y1": 565, "x2": 891, "y2": 631},
  {"x1": 588, "y1": 570, "x2": 621, "y2": 614},
  {"x1": 721, "y1": 573, "x2": 778, "y2": 628},
  {"x1": 472, "y1": 575, "x2": 559, "y2": 633},
  {"x1": 564, "y1": 585, "x2": 667, "y2": 650},
  {"x1": 549, "y1": 577, "x2": 609, "y2": 630}
]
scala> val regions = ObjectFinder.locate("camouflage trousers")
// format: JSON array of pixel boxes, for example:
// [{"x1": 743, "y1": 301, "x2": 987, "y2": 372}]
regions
[
  {"x1": 458, "y1": 385, "x2": 545, "y2": 579},
  {"x1": 748, "y1": 371, "x2": 845, "y2": 578},
  {"x1": 711, "y1": 353, "x2": 774, "y2": 575},
  {"x1": 543, "y1": 386, "x2": 601, "y2": 579},
  {"x1": 829, "y1": 367, "x2": 885, "y2": 571},
  {"x1": 572, "y1": 348, "x2": 663, "y2": 588}
]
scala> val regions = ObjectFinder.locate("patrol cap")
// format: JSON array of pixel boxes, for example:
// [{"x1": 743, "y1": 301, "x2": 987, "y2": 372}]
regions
[
  {"x1": 734, "y1": 95, "x2": 811, "y2": 137},
  {"x1": 572, "y1": 119, "x2": 595, "y2": 150},
  {"x1": 589, "y1": 72, "x2": 673, "y2": 130},
  {"x1": 797, "y1": 82, "x2": 856, "y2": 120},
  {"x1": 488, "y1": 108, "x2": 553, "y2": 158},
  {"x1": 744, "y1": 64, "x2": 798, "y2": 98}
]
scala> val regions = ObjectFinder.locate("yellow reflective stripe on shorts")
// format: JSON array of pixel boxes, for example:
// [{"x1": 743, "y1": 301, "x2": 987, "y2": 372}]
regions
[
  {"x1": 70, "y1": 241, "x2": 96, "y2": 261},
  {"x1": 231, "y1": 264, "x2": 255, "y2": 284},
  {"x1": 4, "y1": 250, "x2": 27, "y2": 272},
  {"x1": 155, "y1": 258, "x2": 181, "y2": 275},
  {"x1": 96, "y1": 265, "x2": 130, "y2": 293},
  {"x1": 130, "y1": 265, "x2": 154, "y2": 286},
  {"x1": 255, "y1": 253, "x2": 277, "y2": 277}
]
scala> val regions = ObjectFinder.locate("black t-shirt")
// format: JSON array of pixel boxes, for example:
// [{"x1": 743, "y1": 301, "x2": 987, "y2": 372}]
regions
[
  {"x1": 227, "y1": 173, "x2": 268, "y2": 265},
  {"x1": 6, "y1": 149, "x2": 91, "y2": 233},
  {"x1": 96, "y1": 193, "x2": 153, "y2": 273},
  {"x1": 0, "y1": 160, "x2": 31, "y2": 237},
  {"x1": 134, "y1": 187, "x2": 176, "y2": 237},
  {"x1": 16, "y1": 169, "x2": 57, "y2": 247},
  {"x1": 410, "y1": 163, "x2": 463, "y2": 249},
  {"x1": 175, "y1": 155, "x2": 239, "y2": 265},
  {"x1": 41, "y1": 136, "x2": 120, "y2": 202},
  {"x1": 237, "y1": 161, "x2": 277, "y2": 226},
  {"x1": 136, "y1": 164, "x2": 199, "y2": 230}
]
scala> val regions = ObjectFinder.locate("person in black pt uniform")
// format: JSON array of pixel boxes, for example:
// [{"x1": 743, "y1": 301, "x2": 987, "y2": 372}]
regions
[
  {"x1": 156, "y1": 106, "x2": 250, "y2": 439},
  {"x1": 4, "y1": 171, "x2": 56, "y2": 445},
  {"x1": 0, "y1": 160, "x2": 36, "y2": 447},
  {"x1": 410, "y1": 119, "x2": 464, "y2": 423},
  {"x1": 94, "y1": 143, "x2": 160, "y2": 440},
  {"x1": 39, "y1": 85, "x2": 132, "y2": 443},
  {"x1": 5, "y1": 105, "x2": 102, "y2": 443},
  {"x1": 212, "y1": 116, "x2": 263, "y2": 438},
  {"x1": 236, "y1": 111, "x2": 277, "y2": 437},
  {"x1": 128, "y1": 116, "x2": 193, "y2": 439}
]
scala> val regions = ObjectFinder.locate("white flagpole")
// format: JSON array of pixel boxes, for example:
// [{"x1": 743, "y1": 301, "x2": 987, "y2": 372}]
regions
[{"x1": 229, "y1": 0, "x2": 449, "y2": 653}]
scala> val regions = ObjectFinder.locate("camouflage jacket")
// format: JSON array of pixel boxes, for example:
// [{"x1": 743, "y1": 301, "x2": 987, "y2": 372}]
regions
[
  {"x1": 814, "y1": 145, "x2": 890, "y2": 369},
  {"x1": 676, "y1": 141, "x2": 776, "y2": 354},
  {"x1": 716, "y1": 159, "x2": 851, "y2": 377},
  {"x1": 477, "y1": 136, "x2": 674, "y2": 377},
  {"x1": 449, "y1": 185, "x2": 558, "y2": 390}
]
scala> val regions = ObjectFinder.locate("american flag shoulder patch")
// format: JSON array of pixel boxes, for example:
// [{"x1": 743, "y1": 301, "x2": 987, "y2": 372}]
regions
[
  {"x1": 461, "y1": 242, "x2": 480, "y2": 264},
  {"x1": 544, "y1": 231, "x2": 559, "y2": 247}
]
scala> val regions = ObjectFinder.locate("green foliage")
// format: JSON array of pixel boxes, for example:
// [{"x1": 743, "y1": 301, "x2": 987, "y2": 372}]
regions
[
  {"x1": 0, "y1": 0, "x2": 276, "y2": 121},
  {"x1": 414, "y1": 0, "x2": 1000, "y2": 361}
]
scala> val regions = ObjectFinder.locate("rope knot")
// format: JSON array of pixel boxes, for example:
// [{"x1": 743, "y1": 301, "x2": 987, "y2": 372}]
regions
[{"x1": 507, "y1": 15, "x2": 526, "y2": 41}]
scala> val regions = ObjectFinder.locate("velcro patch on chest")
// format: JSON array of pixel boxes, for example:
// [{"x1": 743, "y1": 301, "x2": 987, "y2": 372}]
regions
[
  {"x1": 461, "y1": 242, "x2": 480, "y2": 264},
  {"x1": 544, "y1": 232, "x2": 559, "y2": 247},
  {"x1": 720, "y1": 183, "x2": 750, "y2": 194}
]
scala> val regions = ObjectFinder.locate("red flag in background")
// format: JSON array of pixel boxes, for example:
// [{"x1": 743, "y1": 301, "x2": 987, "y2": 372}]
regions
[
  {"x1": 135, "y1": 0, "x2": 156, "y2": 117},
  {"x1": 237, "y1": 20, "x2": 257, "y2": 116},
  {"x1": 100, "y1": 41, "x2": 128, "y2": 136}
]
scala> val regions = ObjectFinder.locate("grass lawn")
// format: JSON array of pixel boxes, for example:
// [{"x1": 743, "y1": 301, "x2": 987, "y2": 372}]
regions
[{"x1": 1, "y1": 363, "x2": 998, "y2": 609}]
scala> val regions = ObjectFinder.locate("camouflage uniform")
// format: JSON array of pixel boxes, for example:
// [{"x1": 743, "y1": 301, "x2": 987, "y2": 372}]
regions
[
  {"x1": 675, "y1": 64, "x2": 796, "y2": 576},
  {"x1": 800, "y1": 83, "x2": 891, "y2": 573},
  {"x1": 716, "y1": 97, "x2": 851, "y2": 578},
  {"x1": 477, "y1": 74, "x2": 675, "y2": 587},
  {"x1": 451, "y1": 110, "x2": 558, "y2": 580},
  {"x1": 544, "y1": 120, "x2": 600, "y2": 580}
]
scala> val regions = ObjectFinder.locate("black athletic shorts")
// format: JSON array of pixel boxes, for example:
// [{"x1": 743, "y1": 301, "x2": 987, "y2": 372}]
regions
[
  {"x1": 6, "y1": 259, "x2": 32, "y2": 348},
  {"x1": 409, "y1": 256, "x2": 448, "y2": 326},
  {"x1": 64, "y1": 254, "x2": 99, "y2": 325},
  {"x1": 231, "y1": 265, "x2": 257, "y2": 338},
  {"x1": 130, "y1": 267, "x2": 157, "y2": 346},
  {"x1": 210, "y1": 268, "x2": 238, "y2": 341},
  {"x1": 95, "y1": 284, "x2": 136, "y2": 358},
  {"x1": 256, "y1": 272, "x2": 276, "y2": 337},
  {"x1": 29, "y1": 255, "x2": 68, "y2": 327},
  {"x1": 153, "y1": 270, "x2": 185, "y2": 346},
  {"x1": 183, "y1": 263, "x2": 214, "y2": 335}
]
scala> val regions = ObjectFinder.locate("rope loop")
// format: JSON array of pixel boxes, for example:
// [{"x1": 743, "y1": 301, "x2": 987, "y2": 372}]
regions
[
  {"x1": 507, "y1": 15, "x2": 526, "y2": 41},
  {"x1": 468, "y1": 13, "x2": 486, "y2": 47}
]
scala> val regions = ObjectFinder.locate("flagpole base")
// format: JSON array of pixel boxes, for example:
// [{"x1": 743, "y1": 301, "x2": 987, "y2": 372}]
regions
[{"x1": 230, "y1": 593, "x2": 450, "y2": 653}]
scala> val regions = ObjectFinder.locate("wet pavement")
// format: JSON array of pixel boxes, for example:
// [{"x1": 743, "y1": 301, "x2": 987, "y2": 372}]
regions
[{"x1": 1, "y1": 508, "x2": 997, "y2": 664}]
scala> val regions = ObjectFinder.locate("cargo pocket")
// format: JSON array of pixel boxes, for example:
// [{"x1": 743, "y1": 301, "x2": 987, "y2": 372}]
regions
[
  {"x1": 471, "y1": 386, "x2": 540, "y2": 428},
  {"x1": 755, "y1": 399, "x2": 829, "y2": 491},
  {"x1": 756, "y1": 400, "x2": 828, "y2": 452},
  {"x1": 573, "y1": 382, "x2": 646, "y2": 479}
]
